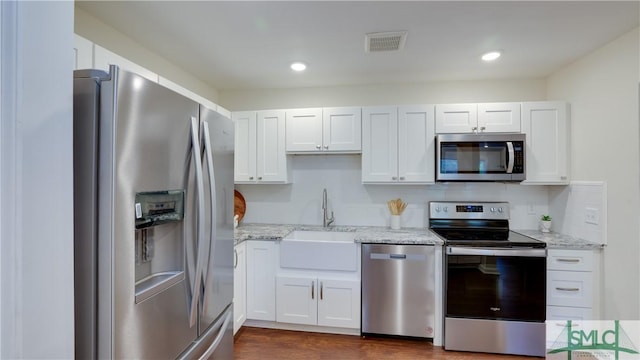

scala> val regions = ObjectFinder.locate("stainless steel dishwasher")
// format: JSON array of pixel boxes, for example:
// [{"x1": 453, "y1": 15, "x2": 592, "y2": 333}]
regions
[{"x1": 361, "y1": 243, "x2": 435, "y2": 339}]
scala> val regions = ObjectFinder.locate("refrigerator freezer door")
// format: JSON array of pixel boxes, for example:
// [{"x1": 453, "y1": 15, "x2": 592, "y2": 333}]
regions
[
  {"x1": 99, "y1": 67, "x2": 199, "y2": 359},
  {"x1": 198, "y1": 105, "x2": 235, "y2": 333}
]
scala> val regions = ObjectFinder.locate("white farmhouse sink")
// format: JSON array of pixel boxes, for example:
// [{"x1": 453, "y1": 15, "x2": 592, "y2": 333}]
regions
[{"x1": 280, "y1": 230, "x2": 357, "y2": 271}]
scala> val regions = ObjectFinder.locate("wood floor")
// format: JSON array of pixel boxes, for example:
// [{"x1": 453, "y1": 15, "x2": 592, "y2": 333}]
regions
[{"x1": 233, "y1": 327, "x2": 537, "y2": 360}]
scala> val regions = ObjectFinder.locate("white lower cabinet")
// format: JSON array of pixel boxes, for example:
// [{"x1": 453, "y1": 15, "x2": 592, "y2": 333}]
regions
[
  {"x1": 546, "y1": 248, "x2": 601, "y2": 320},
  {"x1": 233, "y1": 242, "x2": 247, "y2": 334},
  {"x1": 246, "y1": 241, "x2": 277, "y2": 321},
  {"x1": 276, "y1": 276, "x2": 360, "y2": 329}
]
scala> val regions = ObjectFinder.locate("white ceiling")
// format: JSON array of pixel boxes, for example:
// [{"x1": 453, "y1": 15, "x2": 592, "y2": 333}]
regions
[{"x1": 76, "y1": 1, "x2": 639, "y2": 91}]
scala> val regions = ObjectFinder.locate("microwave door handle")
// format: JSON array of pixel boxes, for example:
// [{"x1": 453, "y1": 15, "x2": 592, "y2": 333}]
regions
[{"x1": 506, "y1": 141, "x2": 515, "y2": 173}]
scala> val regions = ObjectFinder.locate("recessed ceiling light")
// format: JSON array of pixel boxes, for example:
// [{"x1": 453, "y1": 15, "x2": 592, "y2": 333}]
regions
[
  {"x1": 481, "y1": 51, "x2": 501, "y2": 61},
  {"x1": 290, "y1": 62, "x2": 307, "y2": 72}
]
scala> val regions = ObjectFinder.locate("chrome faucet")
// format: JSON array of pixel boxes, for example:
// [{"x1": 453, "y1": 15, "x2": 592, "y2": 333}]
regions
[{"x1": 322, "y1": 188, "x2": 335, "y2": 227}]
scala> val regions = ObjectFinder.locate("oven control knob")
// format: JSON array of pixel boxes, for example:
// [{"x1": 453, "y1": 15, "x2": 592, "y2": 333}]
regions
[
  {"x1": 490, "y1": 207, "x2": 496, "y2": 212},
  {"x1": 435, "y1": 206, "x2": 440, "y2": 212},
  {"x1": 498, "y1": 207, "x2": 503, "y2": 213},
  {"x1": 443, "y1": 207, "x2": 448, "y2": 212}
]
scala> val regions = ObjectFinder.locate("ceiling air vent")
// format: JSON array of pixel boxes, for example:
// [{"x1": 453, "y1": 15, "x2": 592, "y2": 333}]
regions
[{"x1": 365, "y1": 31, "x2": 408, "y2": 52}]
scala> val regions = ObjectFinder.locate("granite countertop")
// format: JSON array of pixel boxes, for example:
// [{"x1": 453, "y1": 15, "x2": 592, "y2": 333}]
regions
[
  {"x1": 513, "y1": 229, "x2": 605, "y2": 250},
  {"x1": 234, "y1": 223, "x2": 443, "y2": 245}
]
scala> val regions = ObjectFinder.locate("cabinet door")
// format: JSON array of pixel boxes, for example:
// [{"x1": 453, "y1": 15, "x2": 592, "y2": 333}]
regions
[
  {"x1": 233, "y1": 242, "x2": 247, "y2": 334},
  {"x1": 256, "y1": 110, "x2": 288, "y2": 183},
  {"x1": 477, "y1": 102, "x2": 521, "y2": 133},
  {"x1": 73, "y1": 34, "x2": 93, "y2": 70},
  {"x1": 361, "y1": 106, "x2": 398, "y2": 183},
  {"x1": 323, "y1": 107, "x2": 362, "y2": 152},
  {"x1": 435, "y1": 103, "x2": 477, "y2": 133},
  {"x1": 547, "y1": 270, "x2": 593, "y2": 308},
  {"x1": 233, "y1": 112, "x2": 257, "y2": 183},
  {"x1": 521, "y1": 102, "x2": 570, "y2": 184},
  {"x1": 285, "y1": 108, "x2": 323, "y2": 152},
  {"x1": 246, "y1": 241, "x2": 277, "y2": 321},
  {"x1": 317, "y1": 279, "x2": 360, "y2": 329},
  {"x1": 546, "y1": 306, "x2": 593, "y2": 321},
  {"x1": 276, "y1": 276, "x2": 318, "y2": 326},
  {"x1": 398, "y1": 105, "x2": 435, "y2": 183},
  {"x1": 93, "y1": 44, "x2": 158, "y2": 83}
]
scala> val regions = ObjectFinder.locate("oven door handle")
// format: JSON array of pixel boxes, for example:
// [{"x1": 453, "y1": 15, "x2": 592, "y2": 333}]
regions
[{"x1": 446, "y1": 246, "x2": 546, "y2": 257}]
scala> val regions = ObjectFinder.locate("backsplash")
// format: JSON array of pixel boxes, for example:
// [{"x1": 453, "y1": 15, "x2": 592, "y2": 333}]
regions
[
  {"x1": 549, "y1": 181, "x2": 607, "y2": 245},
  {"x1": 236, "y1": 155, "x2": 549, "y2": 229}
]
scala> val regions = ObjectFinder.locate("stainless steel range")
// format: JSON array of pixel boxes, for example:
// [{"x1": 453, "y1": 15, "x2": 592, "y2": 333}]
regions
[{"x1": 429, "y1": 201, "x2": 546, "y2": 357}]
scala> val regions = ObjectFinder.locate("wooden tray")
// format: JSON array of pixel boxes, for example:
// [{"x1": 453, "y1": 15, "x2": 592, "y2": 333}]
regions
[{"x1": 234, "y1": 190, "x2": 246, "y2": 223}]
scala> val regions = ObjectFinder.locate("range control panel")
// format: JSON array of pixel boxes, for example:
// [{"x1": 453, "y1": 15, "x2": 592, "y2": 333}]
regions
[{"x1": 429, "y1": 201, "x2": 510, "y2": 220}]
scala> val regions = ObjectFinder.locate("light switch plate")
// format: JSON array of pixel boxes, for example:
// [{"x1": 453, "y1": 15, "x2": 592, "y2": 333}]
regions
[{"x1": 585, "y1": 207, "x2": 599, "y2": 225}]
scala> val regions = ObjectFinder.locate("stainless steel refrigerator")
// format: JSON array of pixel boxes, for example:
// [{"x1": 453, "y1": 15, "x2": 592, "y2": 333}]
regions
[{"x1": 73, "y1": 65, "x2": 234, "y2": 359}]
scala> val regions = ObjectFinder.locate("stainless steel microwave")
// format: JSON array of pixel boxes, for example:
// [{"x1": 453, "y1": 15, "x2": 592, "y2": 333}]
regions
[{"x1": 436, "y1": 133, "x2": 526, "y2": 182}]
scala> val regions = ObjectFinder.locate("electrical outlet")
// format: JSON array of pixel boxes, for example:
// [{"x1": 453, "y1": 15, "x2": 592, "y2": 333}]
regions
[
  {"x1": 527, "y1": 203, "x2": 536, "y2": 215},
  {"x1": 585, "y1": 207, "x2": 599, "y2": 225}
]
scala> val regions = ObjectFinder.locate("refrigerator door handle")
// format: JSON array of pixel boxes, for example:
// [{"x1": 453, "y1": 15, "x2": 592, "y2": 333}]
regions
[
  {"x1": 199, "y1": 120, "x2": 218, "y2": 313},
  {"x1": 197, "y1": 310, "x2": 232, "y2": 360},
  {"x1": 188, "y1": 116, "x2": 206, "y2": 328}
]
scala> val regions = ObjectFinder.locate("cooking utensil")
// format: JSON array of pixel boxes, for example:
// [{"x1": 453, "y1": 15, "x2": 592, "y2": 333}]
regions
[
  {"x1": 387, "y1": 198, "x2": 407, "y2": 215},
  {"x1": 234, "y1": 190, "x2": 246, "y2": 223}
]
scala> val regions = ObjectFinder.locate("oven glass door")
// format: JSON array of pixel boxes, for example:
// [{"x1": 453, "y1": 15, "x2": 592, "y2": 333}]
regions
[
  {"x1": 440, "y1": 141, "x2": 509, "y2": 174},
  {"x1": 445, "y1": 247, "x2": 546, "y2": 322}
]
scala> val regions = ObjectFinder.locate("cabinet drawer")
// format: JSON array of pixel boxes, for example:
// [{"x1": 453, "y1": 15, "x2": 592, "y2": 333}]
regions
[
  {"x1": 547, "y1": 270, "x2": 592, "y2": 308},
  {"x1": 547, "y1": 249, "x2": 593, "y2": 272},
  {"x1": 546, "y1": 305, "x2": 593, "y2": 321}
]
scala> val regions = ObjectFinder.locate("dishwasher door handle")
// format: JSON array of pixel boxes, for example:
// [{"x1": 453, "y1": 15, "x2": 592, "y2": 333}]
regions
[{"x1": 370, "y1": 253, "x2": 426, "y2": 261}]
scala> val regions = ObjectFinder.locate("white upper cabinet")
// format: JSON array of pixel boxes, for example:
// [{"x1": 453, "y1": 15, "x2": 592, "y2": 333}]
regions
[
  {"x1": 436, "y1": 102, "x2": 520, "y2": 133},
  {"x1": 521, "y1": 101, "x2": 570, "y2": 184},
  {"x1": 234, "y1": 110, "x2": 289, "y2": 184},
  {"x1": 323, "y1": 107, "x2": 362, "y2": 152},
  {"x1": 478, "y1": 102, "x2": 521, "y2": 132},
  {"x1": 362, "y1": 105, "x2": 435, "y2": 184},
  {"x1": 286, "y1": 107, "x2": 361, "y2": 153},
  {"x1": 93, "y1": 44, "x2": 159, "y2": 83},
  {"x1": 285, "y1": 108, "x2": 323, "y2": 152},
  {"x1": 73, "y1": 34, "x2": 93, "y2": 70}
]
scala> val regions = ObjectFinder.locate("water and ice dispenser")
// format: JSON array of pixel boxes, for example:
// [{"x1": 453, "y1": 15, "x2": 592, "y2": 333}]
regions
[{"x1": 134, "y1": 190, "x2": 185, "y2": 303}]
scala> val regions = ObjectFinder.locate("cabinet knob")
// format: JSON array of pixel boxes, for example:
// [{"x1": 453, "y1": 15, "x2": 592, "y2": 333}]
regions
[
  {"x1": 399, "y1": 176, "x2": 405, "y2": 180},
  {"x1": 480, "y1": 126, "x2": 486, "y2": 132},
  {"x1": 316, "y1": 145, "x2": 321, "y2": 149},
  {"x1": 249, "y1": 176, "x2": 254, "y2": 180},
  {"x1": 324, "y1": 145, "x2": 329, "y2": 149},
  {"x1": 392, "y1": 176, "x2": 398, "y2": 180},
  {"x1": 258, "y1": 177, "x2": 263, "y2": 180},
  {"x1": 472, "y1": 126, "x2": 478, "y2": 133}
]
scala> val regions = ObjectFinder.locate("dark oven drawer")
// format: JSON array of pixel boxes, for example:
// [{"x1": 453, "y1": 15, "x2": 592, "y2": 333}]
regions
[{"x1": 445, "y1": 247, "x2": 546, "y2": 322}]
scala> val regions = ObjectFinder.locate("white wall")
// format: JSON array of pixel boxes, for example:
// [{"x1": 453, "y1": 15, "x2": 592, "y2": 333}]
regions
[
  {"x1": 1, "y1": 1, "x2": 74, "y2": 358},
  {"x1": 548, "y1": 28, "x2": 640, "y2": 320},
  {"x1": 74, "y1": 6, "x2": 220, "y2": 103},
  {"x1": 237, "y1": 155, "x2": 549, "y2": 230},
  {"x1": 220, "y1": 78, "x2": 547, "y2": 111}
]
